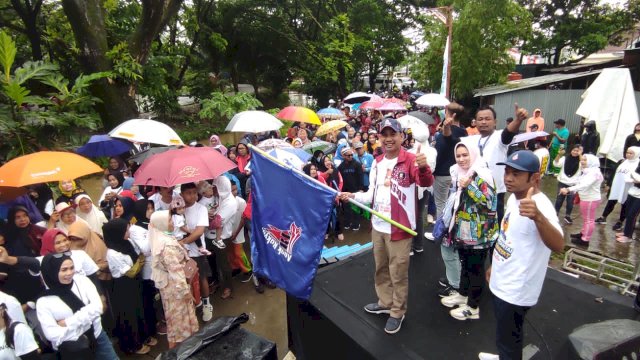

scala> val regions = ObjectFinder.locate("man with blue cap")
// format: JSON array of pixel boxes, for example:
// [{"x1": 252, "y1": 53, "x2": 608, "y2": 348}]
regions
[{"x1": 479, "y1": 150, "x2": 564, "y2": 360}]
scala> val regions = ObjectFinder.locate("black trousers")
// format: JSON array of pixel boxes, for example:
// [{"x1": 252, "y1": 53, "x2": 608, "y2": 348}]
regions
[
  {"x1": 493, "y1": 293, "x2": 531, "y2": 360},
  {"x1": 413, "y1": 192, "x2": 428, "y2": 251},
  {"x1": 458, "y1": 247, "x2": 489, "y2": 308},
  {"x1": 554, "y1": 182, "x2": 576, "y2": 216},
  {"x1": 601, "y1": 199, "x2": 626, "y2": 221}
]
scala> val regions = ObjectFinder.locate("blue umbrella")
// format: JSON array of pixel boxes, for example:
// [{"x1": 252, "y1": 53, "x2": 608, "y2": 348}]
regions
[
  {"x1": 317, "y1": 107, "x2": 345, "y2": 119},
  {"x1": 76, "y1": 134, "x2": 133, "y2": 158}
]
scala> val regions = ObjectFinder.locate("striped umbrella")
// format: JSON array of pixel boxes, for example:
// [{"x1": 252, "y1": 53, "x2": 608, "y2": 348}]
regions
[{"x1": 317, "y1": 107, "x2": 346, "y2": 120}]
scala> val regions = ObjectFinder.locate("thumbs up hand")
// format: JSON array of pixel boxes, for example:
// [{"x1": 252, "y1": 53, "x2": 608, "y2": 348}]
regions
[
  {"x1": 415, "y1": 143, "x2": 428, "y2": 169},
  {"x1": 519, "y1": 187, "x2": 540, "y2": 220},
  {"x1": 514, "y1": 103, "x2": 528, "y2": 122}
]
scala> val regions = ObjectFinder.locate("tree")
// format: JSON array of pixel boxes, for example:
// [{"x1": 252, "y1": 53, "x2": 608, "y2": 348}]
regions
[
  {"x1": 519, "y1": 0, "x2": 640, "y2": 65},
  {"x1": 60, "y1": 0, "x2": 182, "y2": 130},
  {"x1": 413, "y1": 0, "x2": 531, "y2": 98},
  {"x1": 0, "y1": 0, "x2": 45, "y2": 60}
]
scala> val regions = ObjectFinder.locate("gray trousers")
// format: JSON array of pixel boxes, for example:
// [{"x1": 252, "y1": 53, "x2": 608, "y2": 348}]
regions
[{"x1": 434, "y1": 175, "x2": 460, "y2": 288}]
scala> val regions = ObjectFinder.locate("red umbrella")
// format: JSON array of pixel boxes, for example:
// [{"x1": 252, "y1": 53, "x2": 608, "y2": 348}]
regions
[
  {"x1": 360, "y1": 99, "x2": 385, "y2": 110},
  {"x1": 133, "y1": 147, "x2": 237, "y2": 187}
]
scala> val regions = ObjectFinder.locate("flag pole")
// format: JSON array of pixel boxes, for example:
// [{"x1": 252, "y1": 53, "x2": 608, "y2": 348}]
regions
[{"x1": 248, "y1": 144, "x2": 418, "y2": 237}]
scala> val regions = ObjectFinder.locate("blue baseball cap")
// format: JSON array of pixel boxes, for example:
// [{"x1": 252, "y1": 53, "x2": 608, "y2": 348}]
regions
[
  {"x1": 497, "y1": 150, "x2": 540, "y2": 173},
  {"x1": 379, "y1": 117, "x2": 402, "y2": 133}
]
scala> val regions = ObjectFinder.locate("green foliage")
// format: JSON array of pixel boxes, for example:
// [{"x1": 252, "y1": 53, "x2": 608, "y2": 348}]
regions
[
  {"x1": 199, "y1": 92, "x2": 263, "y2": 127},
  {"x1": 518, "y1": 0, "x2": 640, "y2": 65},
  {"x1": 106, "y1": 42, "x2": 143, "y2": 84},
  {"x1": 413, "y1": 0, "x2": 531, "y2": 98}
]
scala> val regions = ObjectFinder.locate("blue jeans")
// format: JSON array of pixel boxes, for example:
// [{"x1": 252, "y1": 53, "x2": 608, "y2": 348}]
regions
[
  {"x1": 440, "y1": 244, "x2": 460, "y2": 288},
  {"x1": 95, "y1": 331, "x2": 119, "y2": 360}
]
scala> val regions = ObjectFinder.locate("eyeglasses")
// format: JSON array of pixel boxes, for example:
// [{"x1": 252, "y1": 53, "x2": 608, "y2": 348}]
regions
[
  {"x1": 52, "y1": 251, "x2": 72, "y2": 258},
  {"x1": 344, "y1": 154, "x2": 353, "y2": 157}
]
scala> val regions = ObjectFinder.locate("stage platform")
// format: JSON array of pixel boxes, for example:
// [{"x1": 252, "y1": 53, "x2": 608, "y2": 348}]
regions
[{"x1": 288, "y1": 241, "x2": 640, "y2": 360}]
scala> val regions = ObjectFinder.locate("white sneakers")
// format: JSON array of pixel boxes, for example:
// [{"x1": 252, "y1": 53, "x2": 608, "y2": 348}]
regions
[
  {"x1": 440, "y1": 292, "x2": 467, "y2": 308},
  {"x1": 202, "y1": 303, "x2": 213, "y2": 322},
  {"x1": 424, "y1": 232, "x2": 435, "y2": 241},
  {"x1": 450, "y1": 304, "x2": 480, "y2": 320},
  {"x1": 478, "y1": 352, "x2": 499, "y2": 360}
]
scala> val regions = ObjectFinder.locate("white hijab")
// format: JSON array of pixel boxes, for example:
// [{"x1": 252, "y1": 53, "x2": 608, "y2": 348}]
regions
[
  {"x1": 617, "y1": 146, "x2": 640, "y2": 174},
  {"x1": 75, "y1": 194, "x2": 108, "y2": 236}
]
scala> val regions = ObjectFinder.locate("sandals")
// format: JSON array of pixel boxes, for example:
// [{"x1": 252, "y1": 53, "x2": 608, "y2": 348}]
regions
[
  {"x1": 221, "y1": 288, "x2": 232, "y2": 300},
  {"x1": 134, "y1": 344, "x2": 151, "y2": 355},
  {"x1": 145, "y1": 337, "x2": 158, "y2": 346}
]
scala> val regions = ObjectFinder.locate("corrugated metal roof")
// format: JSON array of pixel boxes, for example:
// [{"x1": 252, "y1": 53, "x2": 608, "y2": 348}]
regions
[{"x1": 474, "y1": 69, "x2": 604, "y2": 97}]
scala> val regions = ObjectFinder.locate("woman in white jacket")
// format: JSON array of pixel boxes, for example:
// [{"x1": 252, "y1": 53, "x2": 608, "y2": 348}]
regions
[
  {"x1": 36, "y1": 253, "x2": 118, "y2": 359},
  {"x1": 559, "y1": 154, "x2": 603, "y2": 245}
]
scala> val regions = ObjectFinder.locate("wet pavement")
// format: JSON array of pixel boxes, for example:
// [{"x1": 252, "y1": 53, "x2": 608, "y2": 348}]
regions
[{"x1": 77, "y1": 173, "x2": 637, "y2": 359}]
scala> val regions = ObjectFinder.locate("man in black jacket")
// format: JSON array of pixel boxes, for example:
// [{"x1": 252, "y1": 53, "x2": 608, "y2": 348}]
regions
[{"x1": 339, "y1": 147, "x2": 364, "y2": 231}]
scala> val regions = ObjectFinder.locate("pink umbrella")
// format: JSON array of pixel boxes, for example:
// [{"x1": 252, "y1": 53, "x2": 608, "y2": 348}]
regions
[
  {"x1": 360, "y1": 99, "x2": 385, "y2": 110},
  {"x1": 383, "y1": 97, "x2": 408, "y2": 106},
  {"x1": 133, "y1": 147, "x2": 237, "y2": 187},
  {"x1": 378, "y1": 102, "x2": 408, "y2": 111}
]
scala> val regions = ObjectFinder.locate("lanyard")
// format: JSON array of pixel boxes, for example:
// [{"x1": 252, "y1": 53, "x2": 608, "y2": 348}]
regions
[{"x1": 478, "y1": 132, "x2": 494, "y2": 157}]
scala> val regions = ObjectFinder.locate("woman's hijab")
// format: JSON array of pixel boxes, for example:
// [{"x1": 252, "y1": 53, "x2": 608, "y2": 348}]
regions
[
  {"x1": 318, "y1": 155, "x2": 341, "y2": 189},
  {"x1": 581, "y1": 154, "x2": 603, "y2": 180},
  {"x1": 6, "y1": 206, "x2": 45, "y2": 256},
  {"x1": 618, "y1": 146, "x2": 640, "y2": 174},
  {"x1": 68, "y1": 220, "x2": 108, "y2": 277},
  {"x1": 149, "y1": 210, "x2": 178, "y2": 257},
  {"x1": 28, "y1": 184, "x2": 53, "y2": 220},
  {"x1": 564, "y1": 145, "x2": 582, "y2": 177},
  {"x1": 132, "y1": 199, "x2": 151, "y2": 230},
  {"x1": 107, "y1": 156, "x2": 127, "y2": 178},
  {"x1": 115, "y1": 196, "x2": 135, "y2": 221},
  {"x1": 40, "y1": 228, "x2": 66, "y2": 256},
  {"x1": 40, "y1": 254, "x2": 86, "y2": 311},
  {"x1": 451, "y1": 142, "x2": 494, "y2": 189},
  {"x1": 74, "y1": 194, "x2": 107, "y2": 236},
  {"x1": 58, "y1": 181, "x2": 77, "y2": 198},
  {"x1": 108, "y1": 173, "x2": 125, "y2": 190},
  {"x1": 102, "y1": 218, "x2": 137, "y2": 262}
]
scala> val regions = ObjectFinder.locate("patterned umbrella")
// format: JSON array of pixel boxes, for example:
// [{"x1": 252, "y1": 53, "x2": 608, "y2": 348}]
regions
[
  {"x1": 317, "y1": 108, "x2": 345, "y2": 120},
  {"x1": 315, "y1": 120, "x2": 348, "y2": 137},
  {"x1": 302, "y1": 140, "x2": 337, "y2": 155},
  {"x1": 258, "y1": 139, "x2": 293, "y2": 151}
]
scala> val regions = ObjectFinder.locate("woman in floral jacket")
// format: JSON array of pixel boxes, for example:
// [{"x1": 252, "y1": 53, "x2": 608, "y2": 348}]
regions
[{"x1": 440, "y1": 142, "x2": 498, "y2": 321}]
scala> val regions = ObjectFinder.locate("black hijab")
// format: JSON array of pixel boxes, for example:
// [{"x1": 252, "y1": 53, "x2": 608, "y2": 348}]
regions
[
  {"x1": 132, "y1": 199, "x2": 151, "y2": 230},
  {"x1": 102, "y1": 218, "x2": 137, "y2": 262},
  {"x1": 40, "y1": 254, "x2": 85, "y2": 311},
  {"x1": 6, "y1": 206, "x2": 45, "y2": 256},
  {"x1": 317, "y1": 155, "x2": 341, "y2": 189},
  {"x1": 564, "y1": 144, "x2": 581, "y2": 177},
  {"x1": 28, "y1": 184, "x2": 53, "y2": 220},
  {"x1": 115, "y1": 196, "x2": 135, "y2": 221}
]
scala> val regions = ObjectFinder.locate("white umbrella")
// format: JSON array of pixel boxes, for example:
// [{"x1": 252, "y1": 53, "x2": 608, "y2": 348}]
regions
[
  {"x1": 415, "y1": 93, "x2": 450, "y2": 107},
  {"x1": 109, "y1": 119, "x2": 184, "y2": 146},
  {"x1": 510, "y1": 131, "x2": 549, "y2": 145},
  {"x1": 226, "y1": 111, "x2": 284, "y2": 133},
  {"x1": 258, "y1": 138, "x2": 293, "y2": 151},
  {"x1": 343, "y1": 92, "x2": 381, "y2": 104}
]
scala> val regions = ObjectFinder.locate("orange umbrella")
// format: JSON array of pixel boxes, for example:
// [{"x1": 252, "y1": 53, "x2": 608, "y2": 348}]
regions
[
  {"x1": 0, "y1": 151, "x2": 103, "y2": 187},
  {"x1": 276, "y1": 106, "x2": 322, "y2": 126}
]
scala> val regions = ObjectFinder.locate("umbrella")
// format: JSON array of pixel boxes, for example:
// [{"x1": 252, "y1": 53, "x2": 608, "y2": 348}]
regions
[
  {"x1": 276, "y1": 106, "x2": 322, "y2": 126},
  {"x1": 0, "y1": 151, "x2": 102, "y2": 187},
  {"x1": 344, "y1": 92, "x2": 381, "y2": 104},
  {"x1": 302, "y1": 140, "x2": 337, "y2": 155},
  {"x1": 410, "y1": 91, "x2": 425, "y2": 99},
  {"x1": 397, "y1": 115, "x2": 429, "y2": 135},
  {"x1": 360, "y1": 99, "x2": 385, "y2": 110},
  {"x1": 408, "y1": 111, "x2": 436, "y2": 125},
  {"x1": 128, "y1": 146, "x2": 174, "y2": 164},
  {"x1": 133, "y1": 147, "x2": 237, "y2": 187},
  {"x1": 415, "y1": 93, "x2": 450, "y2": 107},
  {"x1": 378, "y1": 102, "x2": 407, "y2": 111},
  {"x1": 76, "y1": 134, "x2": 133, "y2": 158},
  {"x1": 279, "y1": 147, "x2": 312, "y2": 162},
  {"x1": 267, "y1": 149, "x2": 306, "y2": 169},
  {"x1": 317, "y1": 108, "x2": 345, "y2": 119},
  {"x1": 510, "y1": 131, "x2": 549, "y2": 145},
  {"x1": 315, "y1": 120, "x2": 348, "y2": 137},
  {"x1": 109, "y1": 119, "x2": 184, "y2": 146},
  {"x1": 0, "y1": 186, "x2": 28, "y2": 203},
  {"x1": 258, "y1": 139, "x2": 293, "y2": 151},
  {"x1": 383, "y1": 98, "x2": 408, "y2": 107},
  {"x1": 226, "y1": 111, "x2": 284, "y2": 133}
]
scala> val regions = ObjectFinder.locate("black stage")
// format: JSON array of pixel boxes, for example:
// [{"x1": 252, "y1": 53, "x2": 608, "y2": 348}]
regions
[{"x1": 288, "y1": 241, "x2": 639, "y2": 360}]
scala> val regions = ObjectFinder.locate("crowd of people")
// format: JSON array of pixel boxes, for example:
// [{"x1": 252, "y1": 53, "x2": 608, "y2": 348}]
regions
[{"x1": 0, "y1": 91, "x2": 637, "y2": 359}]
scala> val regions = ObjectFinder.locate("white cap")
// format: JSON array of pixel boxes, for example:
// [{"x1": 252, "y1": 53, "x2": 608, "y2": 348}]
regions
[{"x1": 328, "y1": 99, "x2": 335, "y2": 104}]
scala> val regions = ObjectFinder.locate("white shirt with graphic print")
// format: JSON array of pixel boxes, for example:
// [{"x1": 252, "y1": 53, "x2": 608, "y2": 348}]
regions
[{"x1": 489, "y1": 192, "x2": 562, "y2": 307}]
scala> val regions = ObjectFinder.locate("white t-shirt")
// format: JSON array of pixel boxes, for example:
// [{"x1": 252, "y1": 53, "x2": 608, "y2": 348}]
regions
[
  {"x1": 463, "y1": 131, "x2": 509, "y2": 193},
  {"x1": 0, "y1": 324, "x2": 39, "y2": 358},
  {"x1": 171, "y1": 214, "x2": 187, "y2": 240},
  {"x1": 490, "y1": 193, "x2": 562, "y2": 306},
  {"x1": 231, "y1": 197, "x2": 247, "y2": 244},
  {"x1": 0, "y1": 292, "x2": 26, "y2": 324},
  {"x1": 533, "y1": 147, "x2": 550, "y2": 177},
  {"x1": 35, "y1": 250, "x2": 99, "y2": 279},
  {"x1": 148, "y1": 193, "x2": 171, "y2": 211},
  {"x1": 354, "y1": 157, "x2": 397, "y2": 234},
  {"x1": 183, "y1": 202, "x2": 209, "y2": 257},
  {"x1": 128, "y1": 224, "x2": 152, "y2": 280}
]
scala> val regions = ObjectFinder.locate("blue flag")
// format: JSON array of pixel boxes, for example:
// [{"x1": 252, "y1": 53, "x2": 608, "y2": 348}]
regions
[{"x1": 250, "y1": 150, "x2": 336, "y2": 299}]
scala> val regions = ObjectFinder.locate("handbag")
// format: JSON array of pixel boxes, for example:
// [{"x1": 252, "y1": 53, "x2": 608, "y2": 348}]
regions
[
  {"x1": 183, "y1": 258, "x2": 198, "y2": 280},
  {"x1": 125, "y1": 240, "x2": 145, "y2": 278}
]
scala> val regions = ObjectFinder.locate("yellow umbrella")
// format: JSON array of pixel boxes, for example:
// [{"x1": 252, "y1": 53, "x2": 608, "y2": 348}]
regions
[
  {"x1": 0, "y1": 151, "x2": 103, "y2": 187},
  {"x1": 276, "y1": 106, "x2": 322, "y2": 126},
  {"x1": 315, "y1": 120, "x2": 348, "y2": 137}
]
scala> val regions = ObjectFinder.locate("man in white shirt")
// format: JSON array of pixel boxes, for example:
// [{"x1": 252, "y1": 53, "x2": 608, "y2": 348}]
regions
[
  {"x1": 180, "y1": 182, "x2": 213, "y2": 322},
  {"x1": 479, "y1": 150, "x2": 564, "y2": 360},
  {"x1": 462, "y1": 105, "x2": 528, "y2": 223}
]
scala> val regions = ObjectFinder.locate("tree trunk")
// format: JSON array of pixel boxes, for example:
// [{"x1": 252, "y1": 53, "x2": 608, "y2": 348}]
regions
[
  {"x1": 10, "y1": 0, "x2": 44, "y2": 60},
  {"x1": 129, "y1": 0, "x2": 183, "y2": 65},
  {"x1": 61, "y1": 0, "x2": 137, "y2": 130}
]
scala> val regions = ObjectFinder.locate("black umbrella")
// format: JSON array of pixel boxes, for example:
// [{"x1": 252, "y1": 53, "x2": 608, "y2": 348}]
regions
[
  {"x1": 408, "y1": 111, "x2": 436, "y2": 125},
  {"x1": 128, "y1": 146, "x2": 174, "y2": 164}
]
